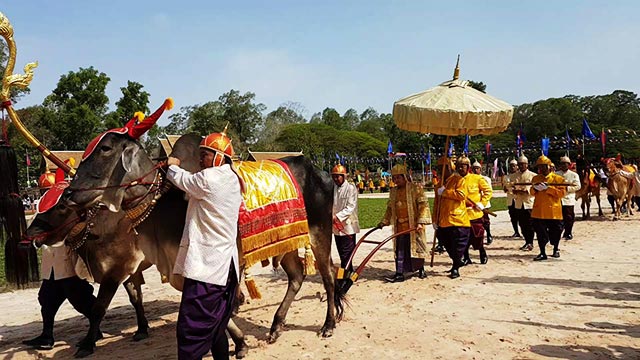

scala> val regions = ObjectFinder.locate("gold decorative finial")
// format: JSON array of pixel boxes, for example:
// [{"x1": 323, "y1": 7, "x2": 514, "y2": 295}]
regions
[
  {"x1": 0, "y1": 11, "x2": 75, "y2": 176},
  {"x1": 221, "y1": 122, "x2": 230, "y2": 136},
  {"x1": 453, "y1": 54, "x2": 460, "y2": 80}
]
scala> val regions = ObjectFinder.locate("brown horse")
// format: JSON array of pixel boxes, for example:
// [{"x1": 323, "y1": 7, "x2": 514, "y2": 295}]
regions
[
  {"x1": 606, "y1": 160, "x2": 634, "y2": 220},
  {"x1": 575, "y1": 168, "x2": 603, "y2": 219}
]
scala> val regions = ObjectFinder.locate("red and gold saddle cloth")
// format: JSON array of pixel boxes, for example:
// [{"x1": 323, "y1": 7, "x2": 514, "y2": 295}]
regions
[{"x1": 236, "y1": 159, "x2": 310, "y2": 267}]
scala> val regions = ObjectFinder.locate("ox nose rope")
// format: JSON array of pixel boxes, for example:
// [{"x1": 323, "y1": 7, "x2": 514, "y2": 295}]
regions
[{"x1": 67, "y1": 162, "x2": 165, "y2": 192}]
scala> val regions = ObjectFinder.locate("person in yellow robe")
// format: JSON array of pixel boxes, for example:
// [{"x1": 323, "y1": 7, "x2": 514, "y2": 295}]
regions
[
  {"x1": 368, "y1": 179, "x2": 375, "y2": 193},
  {"x1": 432, "y1": 156, "x2": 470, "y2": 279},
  {"x1": 464, "y1": 161, "x2": 493, "y2": 265},
  {"x1": 379, "y1": 178, "x2": 387, "y2": 193},
  {"x1": 378, "y1": 164, "x2": 431, "y2": 282},
  {"x1": 530, "y1": 155, "x2": 566, "y2": 261}
]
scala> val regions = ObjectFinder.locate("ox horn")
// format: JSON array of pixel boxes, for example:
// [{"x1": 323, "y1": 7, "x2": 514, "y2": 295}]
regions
[{"x1": 0, "y1": 12, "x2": 74, "y2": 175}]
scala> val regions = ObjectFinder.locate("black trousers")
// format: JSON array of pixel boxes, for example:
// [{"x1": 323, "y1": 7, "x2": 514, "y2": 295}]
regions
[
  {"x1": 334, "y1": 234, "x2": 356, "y2": 272},
  {"x1": 437, "y1": 227, "x2": 470, "y2": 270},
  {"x1": 516, "y1": 207, "x2": 535, "y2": 244},
  {"x1": 561, "y1": 205, "x2": 575, "y2": 236},
  {"x1": 508, "y1": 202, "x2": 519, "y2": 234},
  {"x1": 532, "y1": 219, "x2": 563, "y2": 255},
  {"x1": 38, "y1": 271, "x2": 96, "y2": 337}
]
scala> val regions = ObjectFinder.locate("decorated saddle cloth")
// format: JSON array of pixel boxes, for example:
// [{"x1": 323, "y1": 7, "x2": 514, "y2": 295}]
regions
[{"x1": 235, "y1": 159, "x2": 311, "y2": 267}]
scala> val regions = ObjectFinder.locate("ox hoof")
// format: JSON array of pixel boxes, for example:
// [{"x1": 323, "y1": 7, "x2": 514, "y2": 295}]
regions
[
  {"x1": 234, "y1": 341, "x2": 249, "y2": 359},
  {"x1": 132, "y1": 331, "x2": 149, "y2": 342},
  {"x1": 319, "y1": 326, "x2": 334, "y2": 338},
  {"x1": 266, "y1": 332, "x2": 280, "y2": 344},
  {"x1": 74, "y1": 346, "x2": 94, "y2": 358}
]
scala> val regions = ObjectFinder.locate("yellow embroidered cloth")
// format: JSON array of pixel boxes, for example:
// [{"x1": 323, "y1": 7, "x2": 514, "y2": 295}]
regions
[{"x1": 235, "y1": 159, "x2": 310, "y2": 267}]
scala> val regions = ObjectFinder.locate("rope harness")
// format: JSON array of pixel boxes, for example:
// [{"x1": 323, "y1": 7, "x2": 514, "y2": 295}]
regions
[{"x1": 24, "y1": 162, "x2": 170, "y2": 250}]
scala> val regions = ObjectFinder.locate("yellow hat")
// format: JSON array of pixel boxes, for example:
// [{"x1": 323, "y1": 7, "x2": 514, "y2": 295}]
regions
[
  {"x1": 391, "y1": 164, "x2": 407, "y2": 176},
  {"x1": 536, "y1": 155, "x2": 552, "y2": 166}
]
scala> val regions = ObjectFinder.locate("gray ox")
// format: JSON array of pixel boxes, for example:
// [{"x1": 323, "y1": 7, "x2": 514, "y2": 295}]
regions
[{"x1": 27, "y1": 133, "x2": 344, "y2": 357}]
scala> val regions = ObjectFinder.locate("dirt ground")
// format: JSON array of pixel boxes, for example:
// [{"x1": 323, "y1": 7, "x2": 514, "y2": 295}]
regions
[{"x1": 1, "y1": 196, "x2": 639, "y2": 359}]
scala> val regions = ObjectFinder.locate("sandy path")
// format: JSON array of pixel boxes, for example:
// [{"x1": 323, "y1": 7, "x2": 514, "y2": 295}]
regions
[{"x1": 1, "y1": 197, "x2": 639, "y2": 359}]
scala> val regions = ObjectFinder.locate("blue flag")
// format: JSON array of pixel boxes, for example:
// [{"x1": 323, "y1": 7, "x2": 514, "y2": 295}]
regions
[
  {"x1": 463, "y1": 134, "x2": 469, "y2": 154},
  {"x1": 387, "y1": 140, "x2": 393, "y2": 154},
  {"x1": 582, "y1": 118, "x2": 597, "y2": 140},
  {"x1": 541, "y1": 137, "x2": 550, "y2": 156},
  {"x1": 566, "y1": 128, "x2": 571, "y2": 149},
  {"x1": 426, "y1": 150, "x2": 431, "y2": 165},
  {"x1": 448, "y1": 141, "x2": 454, "y2": 157}
]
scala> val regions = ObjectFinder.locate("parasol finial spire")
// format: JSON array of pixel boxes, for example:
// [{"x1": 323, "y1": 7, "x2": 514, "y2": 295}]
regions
[{"x1": 453, "y1": 54, "x2": 460, "y2": 80}]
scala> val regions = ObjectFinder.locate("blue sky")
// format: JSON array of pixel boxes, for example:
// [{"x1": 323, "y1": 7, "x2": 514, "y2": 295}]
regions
[{"x1": 3, "y1": 1, "x2": 639, "y2": 125}]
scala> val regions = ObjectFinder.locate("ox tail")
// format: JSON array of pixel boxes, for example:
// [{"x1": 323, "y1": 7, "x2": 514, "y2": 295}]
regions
[{"x1": 334, "y1": 278, "x2": 352, "y2": 322}]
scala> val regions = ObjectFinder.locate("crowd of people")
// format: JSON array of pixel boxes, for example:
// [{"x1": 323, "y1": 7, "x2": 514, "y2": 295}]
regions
[
  {"x1": 22, "y1": 144, "x2": 637, "y2": 359},
  {"x1": 331, "y1": 153, "x2": 587, "y2": 283}
]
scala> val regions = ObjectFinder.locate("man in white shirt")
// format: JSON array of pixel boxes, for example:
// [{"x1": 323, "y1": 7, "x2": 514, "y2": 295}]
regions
[
  {"x1": 503, "y1": 159, "x2": 521, "y2": 238},
  {"x1": 22, "y1": 245, "x2": 97, "y2": 350},
  {"x1": 555, "y1": 156, "x2": 581, "y2": 240},
  {"x1": 331, "y1": 164, "x2": 360, "y2": 272},
  {"x1": 513, "y1": 155, "x2": 536, "y2": 251},
  {"x1": 167, "y1": 129, "x2": 242, "y2": 360}
]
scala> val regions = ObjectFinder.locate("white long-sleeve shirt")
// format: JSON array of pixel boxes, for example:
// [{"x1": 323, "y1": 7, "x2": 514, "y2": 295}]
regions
[
  {"x1": 167, "y1": 164, "x2": 241, "y2": 285},
  {"x1": 555, "y1": 169, "x2": 581, "y2": 206},
  {"x1": 333, "y1": 181, "x2": 360, "y2": 235}
]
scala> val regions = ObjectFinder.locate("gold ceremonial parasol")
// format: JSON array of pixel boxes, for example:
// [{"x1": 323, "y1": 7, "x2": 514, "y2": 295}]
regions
[
  {"x1": 392, "y1": 56, "x2": 514, "y2": 267},
  {"x1": 393, "y1": 56, "x2": 513, "y2": 136}
]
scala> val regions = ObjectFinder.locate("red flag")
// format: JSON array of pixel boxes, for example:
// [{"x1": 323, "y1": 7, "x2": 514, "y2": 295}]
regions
[
  {"x1": 26, "y1": 153, "x2": 31, "y2": 166},
  {"x1": 600, "y1": 128, "x2": 606, "y2": 155}
]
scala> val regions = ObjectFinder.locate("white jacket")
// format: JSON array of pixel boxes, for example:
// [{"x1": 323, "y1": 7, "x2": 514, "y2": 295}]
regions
[
  {"x1": 168, "y1": 164, "x2": 241, "y2": 286},
  {"x1": 555, "y1": 169, "x2": 581, "y2": 206},
  {"x1": 333, "y1": 181, "x2": 360, "y2": 235},
  {"x1": 41, "y1": 244, "x2": 76, "y2": 280},
  {"x1": 513, "y1": 170, "x2": 536, "y2": 209}
]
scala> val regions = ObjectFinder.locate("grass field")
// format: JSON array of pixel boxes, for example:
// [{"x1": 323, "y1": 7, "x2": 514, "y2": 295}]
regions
[
  {"x1": 0, "y1": 196, "x2": 507, "y2": 289},
  {"x1": 358, "y1": 196, "x2": 507, "y2": 228}
]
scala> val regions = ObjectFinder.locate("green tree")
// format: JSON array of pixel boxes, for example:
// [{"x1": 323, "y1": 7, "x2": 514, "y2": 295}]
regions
[
  {"x1": 104, "y1": 81, "x2": 150, "y2": 129},
  {"x1": 255, "y1": 102, "x2": 306, "y2": 151},
  {"x1": 356, "y1": 107, "x2": 385, "y2": 139},
  {"x1": 468, "y1": 80, "x2": 487, "y2": 93},
  {"x1": 342, "y1": 108, "x2": 360, "y2": 129},
  {"x1": 43, "y1": 67, "x2": 111, "y2": 149},
  {"x1": 322, "y1": 107, "x2": 346, "y2": 130},
  {"x1": 218, "y1": 90, "x2": 266, "y2": 149}
]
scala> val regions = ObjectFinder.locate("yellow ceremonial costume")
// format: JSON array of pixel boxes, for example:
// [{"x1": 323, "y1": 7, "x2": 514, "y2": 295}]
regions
[
  {"x1": 433, "y1": 173, "x2": 469, "y2": 228},
  {"x1": 381, "y1": 169, "x2": 431, "y2": 260},
  {"x1": 465, "y1": 174, "x2": 492, "y2": 221},
  {"x1": 378, "y1": 164, "x2": 431, "y2": 282},
  {"x1": 530, "y1": 172, "x2": 566, "y2": 220}
]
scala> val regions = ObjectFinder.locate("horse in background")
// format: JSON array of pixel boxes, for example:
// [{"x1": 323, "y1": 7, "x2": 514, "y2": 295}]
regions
[
  {"x1": 605, "y1": 159, "x2": 635, "y2": 220},
  {"x1": 575, "y1": 167, "x2": 603, "y2": 219}
]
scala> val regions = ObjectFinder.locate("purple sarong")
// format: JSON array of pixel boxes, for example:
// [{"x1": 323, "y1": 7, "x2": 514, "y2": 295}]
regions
[
  {"x1": 395, "y1": 234, "x2": 424, "y2": 273},
  {"x1": 177, "y1": 265, "x2": 238, "y2": 360}
]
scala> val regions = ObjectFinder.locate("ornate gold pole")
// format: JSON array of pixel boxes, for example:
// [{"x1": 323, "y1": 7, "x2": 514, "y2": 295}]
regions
[{"x1": 0, "y1": 12, "x2": 74, "y2": 176}]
